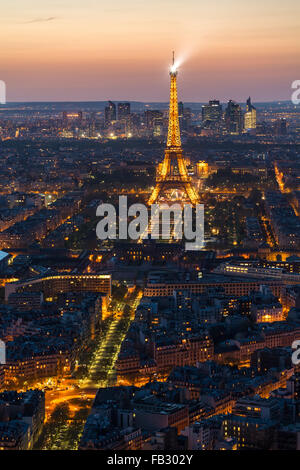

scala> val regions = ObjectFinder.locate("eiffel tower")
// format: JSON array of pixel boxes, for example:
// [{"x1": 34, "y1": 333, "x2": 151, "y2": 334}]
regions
[{"x1": 148, "y1": 53, "x2": 200, "y2": 206}]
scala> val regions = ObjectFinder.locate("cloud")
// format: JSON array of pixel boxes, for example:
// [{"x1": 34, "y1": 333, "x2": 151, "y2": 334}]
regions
[{"x1": 22, "y1": 17, "x2": 57, "y2": 24}]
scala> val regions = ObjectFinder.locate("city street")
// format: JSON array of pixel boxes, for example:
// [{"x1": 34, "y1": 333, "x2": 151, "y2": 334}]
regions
[{"x1": 41, "y1": 289, "x2": 142, "y2": 449}]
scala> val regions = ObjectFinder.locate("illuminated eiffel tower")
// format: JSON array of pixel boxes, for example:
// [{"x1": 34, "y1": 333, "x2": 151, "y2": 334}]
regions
[{"x1": 148, "y1": 53, "x2": 200, "y2": 206}]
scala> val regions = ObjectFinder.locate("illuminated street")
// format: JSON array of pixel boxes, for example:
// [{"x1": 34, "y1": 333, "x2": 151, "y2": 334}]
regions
[
  {"x1": 39, "y1": 290, "x2": 142, "y2": 450},
  {"x1": 79, "y1": 316, "x2": 126, "y2": 388}
]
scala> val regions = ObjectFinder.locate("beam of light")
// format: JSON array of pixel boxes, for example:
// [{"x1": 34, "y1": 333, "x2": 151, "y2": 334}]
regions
[
  {"x1": 169, "y1": 45, "x2": 197, "y2": 74},
  {"x1": 170, "y1": 60, "x2": 180, "y2": 73}
]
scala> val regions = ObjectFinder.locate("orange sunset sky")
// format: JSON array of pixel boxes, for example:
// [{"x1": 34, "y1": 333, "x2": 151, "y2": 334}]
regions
[{"x1": 1, "y1": 0, "x2": 300, "y2": 101}]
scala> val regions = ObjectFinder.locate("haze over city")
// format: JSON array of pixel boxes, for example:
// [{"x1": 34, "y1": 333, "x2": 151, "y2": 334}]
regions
[{"x1": 1, "y1": 0, "x2": 300, "y2": 101}]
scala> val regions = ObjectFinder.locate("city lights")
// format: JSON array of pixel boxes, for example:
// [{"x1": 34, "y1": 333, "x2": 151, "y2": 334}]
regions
[{"x1": 0, "y1": 0, "x2": 300, "y2": 457}]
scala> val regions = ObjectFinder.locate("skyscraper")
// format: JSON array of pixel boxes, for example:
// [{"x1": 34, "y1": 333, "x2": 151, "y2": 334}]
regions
[
  {"x1": 178, "y1": 101, "x2": 184, "y2": 118},
  {"x1": 244, "y1": 96, "x2": 257, "y2": 130},
  {"x1": 202, "y1": 100, "x2": 222, "y2": 124},
  {"x1": 182, "y1": 107, "x2": 192, "y2": 131},
  {"x1": 118, "y1": 102, "x2": 131, "y2": 121},
  {"x1": 225, "y1": 100, "x2": 243, "y2": 134},
  {"x1": 178, "y1": 102, "x2": 192, "y2": 131},
  {"x1": 105, "y1": 101, "x2": 116, "y2": 124},
  {"x1": 145, "y1": 109, "x2": 163, "y2": 129}
]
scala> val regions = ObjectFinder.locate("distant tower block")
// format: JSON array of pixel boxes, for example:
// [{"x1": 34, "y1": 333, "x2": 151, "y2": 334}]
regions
[
  {"x1": 0, "y1": 340, "x2": 5, "y2": 365},
  {"x1": 148, "y1": 54, "x2": 200, "y2": 206}
]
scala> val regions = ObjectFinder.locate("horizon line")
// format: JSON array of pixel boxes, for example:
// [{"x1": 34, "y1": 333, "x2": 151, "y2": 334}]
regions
[{"x1": 0, "y1": 99, "x2": 293, "y2": 105}]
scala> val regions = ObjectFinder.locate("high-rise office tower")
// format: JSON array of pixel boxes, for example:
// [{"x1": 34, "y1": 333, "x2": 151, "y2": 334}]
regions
[
  {"x1": 244, "y1": 96, "x2": 257, "y2": 130},
  {"x1": 178, "y1": 101, "x2": 192, "y2": 130},
  {"x1": 118, "y1": 102, "x2": 131, "y2": 121},
  {"x1": 104, "y1": 101, "x2": 116, "y2": 124},
  {"x1": 178, "y1": 101, "x2": 184, "y2": 118},
  {"x1": 145, "y1": 110, "x2": 163, "y2": 129},
  {"x1": 182, "y1": 107, "x2": 192, "y2": 130},
  {"x1": 153, "y1": 117, "x2": 164, "y2": 136},
  {"x1": 178, "y1": 102, "x2": 192, "y2": 131},
  {"x1": 225, "y1": 100, "x2": 243, "y2": 134},
  {"x1": 88, "y1": 112, "x2": 96, "y2": 137},
  {"x1": 202, "y1": 100, "x2": 222, "y2": 123}
]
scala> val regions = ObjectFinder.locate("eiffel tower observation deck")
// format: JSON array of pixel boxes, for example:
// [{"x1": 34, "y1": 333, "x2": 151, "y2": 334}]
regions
[{"x1": 148, "y1": 53, "x2": 200, "y2": 206}]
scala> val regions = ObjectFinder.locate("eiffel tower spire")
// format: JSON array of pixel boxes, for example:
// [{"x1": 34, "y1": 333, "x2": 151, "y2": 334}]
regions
[
  {"x1": 167, "y1": 52, "x2": 181, "y2": 148},
  {"x1": 148, "y1": 54, "x2": 199, "y2": 206}
]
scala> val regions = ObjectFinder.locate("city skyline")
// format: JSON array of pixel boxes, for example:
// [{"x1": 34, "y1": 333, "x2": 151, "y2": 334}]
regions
[
  {"x1": 1, "y1": 0, "x2": 300, "y2": 102},
  {"x1": 2, "y1": 0, "x2": 300, "y2": 455}
]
